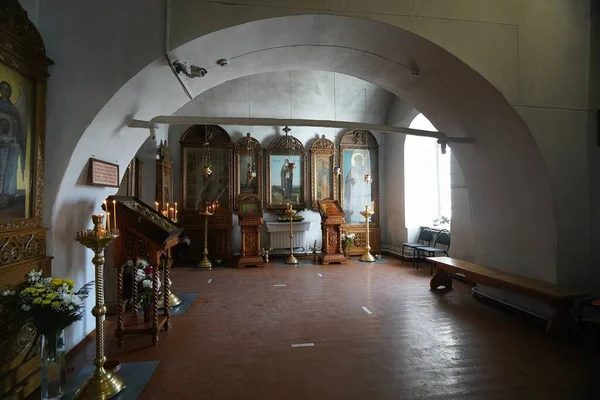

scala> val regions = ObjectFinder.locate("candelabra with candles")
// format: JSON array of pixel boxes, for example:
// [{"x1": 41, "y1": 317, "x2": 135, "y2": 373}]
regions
[
  {"x1": 198, "y1": 201, "x2": 218, "y2": 268},
  {"x1": 74, "y1": 214, "x2": 125, "y2": 399},
  {"x1": 154, "y1": 201, "x2": 178, "y2": 223},
  {"x1": 284, "y1": 203, "x2": 298, "y2": 265}
]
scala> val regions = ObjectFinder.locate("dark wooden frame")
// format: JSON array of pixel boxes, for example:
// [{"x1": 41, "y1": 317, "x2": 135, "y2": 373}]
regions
[{"x1": 88, "y1": 157, "x2": 120, "y2": 188}]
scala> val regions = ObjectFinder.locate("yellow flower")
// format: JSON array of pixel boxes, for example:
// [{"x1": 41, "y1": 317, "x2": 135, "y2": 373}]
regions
[
  {"x1": 63, "y1": 279, "x2": 75, "y2": 287},
  {"x1": 33, "y1": 297, "x2": 42, "y2": 304},
  {"x1": 45, "y1": 293, "x2": 56, "y2": 300},
  {"x1": 51, "y1": 278, "x2": 63, "y2": 286},
  {"x1": 42, "y1": 299, "x2": 51, "y2": 305},
  {"x1": 51, "y1": 301, "x2": 61, "y2": 308}
]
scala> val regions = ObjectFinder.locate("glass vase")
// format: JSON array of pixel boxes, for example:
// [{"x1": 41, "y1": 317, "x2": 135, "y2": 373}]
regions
[
  {"x1": 144, "y1": 305, "x2": 152, "y2": 323},
  {"x1": 40, "y1": 330, "x2": 66, "y2": 400}
]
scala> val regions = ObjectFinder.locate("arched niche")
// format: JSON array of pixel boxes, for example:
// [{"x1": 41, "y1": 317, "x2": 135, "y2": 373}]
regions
[
  {"x1": 47, "y1": 16, "x2": 559, "y2": 350},
  {"x1": 339, "y1": 130, "x2": 380, "y2": 255},
  {"x1": 180, "y1": 124, "x2": 233, "y2": 262}
]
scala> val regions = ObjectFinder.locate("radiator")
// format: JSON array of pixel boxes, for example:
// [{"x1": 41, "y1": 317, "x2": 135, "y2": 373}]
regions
[{"x1": 265, "y1": 221, "x2": 311, "y2": 250}]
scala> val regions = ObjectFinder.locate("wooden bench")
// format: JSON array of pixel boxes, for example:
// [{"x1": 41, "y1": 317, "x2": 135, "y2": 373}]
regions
[{"x1": 427, "y1": 257, "x2": 588, "y2": 338}]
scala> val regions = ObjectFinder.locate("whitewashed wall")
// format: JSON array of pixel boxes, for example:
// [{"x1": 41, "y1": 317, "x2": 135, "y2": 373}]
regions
[{"x1": 139, "y1": 71, "x2": 390, "y2": 254}]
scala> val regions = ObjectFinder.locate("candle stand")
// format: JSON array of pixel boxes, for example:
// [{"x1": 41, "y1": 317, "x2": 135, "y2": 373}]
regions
[
  {"x1": 359, "y1": 205, "x2": 376, "y2": 262},
  {"x1": 198, "y1": 210, "x2": 213, "y2": 268},
  {"x1": 74, "y1": 214, "x2": 125, "y2": 399},
  {"x1": 285, "y1": 208, "x2": 298, "y2": 265}
]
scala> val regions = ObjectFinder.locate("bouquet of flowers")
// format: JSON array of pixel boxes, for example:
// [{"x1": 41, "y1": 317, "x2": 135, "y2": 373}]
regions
[
  {"x1": 1, "y1": 270, "x2": 93, "y2": 337},
  {"x1": 341, "y1": 233, "x2": 356, "y2": 256},
  {"x1": 133, "y1": 258, "x2": 160, "y2": 311}
]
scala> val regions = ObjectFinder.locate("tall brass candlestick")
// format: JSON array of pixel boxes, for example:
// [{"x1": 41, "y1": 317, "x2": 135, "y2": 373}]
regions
[
  {"x1": 359, "y1": 205, "x2": 375, "y2": 262},
  {"x1": 285, "y1": 208, "x2": 298, "y2": 264},
  {"x1": 197, "y1": 209, "x2": 213, "y2": 268},
  {"x1": 74, "y1": 214, "x2": 125, "y2": 399}
]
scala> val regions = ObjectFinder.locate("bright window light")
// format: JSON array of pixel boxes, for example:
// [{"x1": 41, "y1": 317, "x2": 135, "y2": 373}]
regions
[{"x1": 404, "y1": 114, "x2": 451, "y2": 231}]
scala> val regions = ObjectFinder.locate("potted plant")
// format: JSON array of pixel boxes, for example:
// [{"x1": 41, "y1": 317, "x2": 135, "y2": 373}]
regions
[{"x1": 1, "y1": 270, "x2": 93, "y2": 400}]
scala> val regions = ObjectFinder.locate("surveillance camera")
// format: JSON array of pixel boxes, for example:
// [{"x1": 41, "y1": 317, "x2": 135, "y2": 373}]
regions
[
  {"x1": 216, "y1": 58, "x2": 229, "y2": 67},
  {"x1": 411, "y1": 69, "x2": 420, "y2": 76},
  {"x1": 190, "y1": 65, "x2": 207, "y2": 78}
]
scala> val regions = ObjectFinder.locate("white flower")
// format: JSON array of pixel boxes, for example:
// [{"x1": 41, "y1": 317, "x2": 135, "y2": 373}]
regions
[
  {"x1": 2, "y1": 290, "x2": 15, "y2": 296},
  {"x1": 68, "y1": 305, "x2": 74, "y2": 310},
  {"x1": 135, "y1": 269, "x2": 146, "y2": 282},
  {"x1": 142, "y1": 279, "x2": 152, "y2": 288},
  {"x1": 21, "y1": 304, "x2": 31, "y2": 311}
]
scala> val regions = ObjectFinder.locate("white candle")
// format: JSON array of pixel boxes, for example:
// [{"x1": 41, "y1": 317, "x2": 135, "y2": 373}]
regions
[
  {"x1": 106, "y1": 212, "x2": 111, "y2": 230},
  {"x1": 113, "y1": 200, "x2": 117, "y2": 230}
]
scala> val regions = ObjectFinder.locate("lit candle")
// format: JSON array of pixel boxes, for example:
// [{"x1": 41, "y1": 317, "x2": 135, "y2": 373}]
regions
[
  {"x1": 106, "y1": 212, "x2": 111, "y2": 230},
  {"x1": 175, "y1": 209, "x2": 178, "y2": 220},
  {"x1": 113, "y1": 200, "x2": 117, "y2": 230},
  {"x1": 166, "y1": 202, "x2": 169, "y2": 213},
  {"x1": 175, "y1": 202, "x2": 178, "y2": 215},
  {"x1": 155, "y1": 201, "x2": 159, "y2": 211},
  {"x1": 170, "y1": 207, "x2": 174, "y2": 219}
]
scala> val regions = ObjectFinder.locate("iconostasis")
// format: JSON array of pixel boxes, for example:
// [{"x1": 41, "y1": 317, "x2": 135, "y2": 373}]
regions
[{"x1": 166, "y1": 125, "x2": 380, "y2": 262}]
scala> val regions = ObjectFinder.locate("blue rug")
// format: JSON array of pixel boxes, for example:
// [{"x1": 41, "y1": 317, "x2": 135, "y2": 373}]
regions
[
  {"x1": 170, "y1": 292, "x2": 198, "y2": 316},
  {"x1": 65, "y1": 361, "x2": 159, "y2": 399},
  {"x1": 274, "y1": 259, "x2": 318, "y2": 267},
  {"x1": 353, "y1": 257, "x2": 390, "y2": 264}
]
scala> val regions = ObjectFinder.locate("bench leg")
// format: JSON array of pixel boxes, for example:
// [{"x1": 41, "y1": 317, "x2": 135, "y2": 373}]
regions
[
  {"x1": 430, "y1": 268, "x2": 453, "y2": 290},
  {"x1": 546, "y1": 305, "x2": 574, "y2": 339}
]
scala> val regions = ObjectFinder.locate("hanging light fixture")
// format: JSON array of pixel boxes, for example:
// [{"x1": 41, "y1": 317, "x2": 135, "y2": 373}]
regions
[
  {"x1": 245, "y1": 133, "x2": 257, "y2": 183},
  {"x1": 202, "y1": 126, "x2": 212, "y2": 177}
]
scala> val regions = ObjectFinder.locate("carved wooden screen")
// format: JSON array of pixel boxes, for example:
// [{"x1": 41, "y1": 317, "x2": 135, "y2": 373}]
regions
[
  {"x1": 0, "y1": 2, "x2": 53, "y2": 398},
  {"x1": 233, "y1": 133, "x2": 262, "y2": 211},
  {"x1": 310, "y1": 135, "x2": 336, "y2": 210},
  {"x1": 180, "y1": 125, "x2": 233, "y2": 262}
]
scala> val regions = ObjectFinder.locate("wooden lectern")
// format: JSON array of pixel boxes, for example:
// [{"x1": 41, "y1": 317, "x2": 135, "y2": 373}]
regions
[
  {"x1": 108, "y1": 196, "x2": 184, "y2": 346},
  {"x1": 238, "y1": 198, "x2": 265, "y2": 267},
  {"x1": 317, "y1": 199, "x2": 347, "y2": 264}
]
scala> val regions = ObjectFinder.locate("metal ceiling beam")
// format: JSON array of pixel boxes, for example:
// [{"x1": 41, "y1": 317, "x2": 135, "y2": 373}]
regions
[{"x1": 128, "y1": 116, "x2": 474, "y2": 144}]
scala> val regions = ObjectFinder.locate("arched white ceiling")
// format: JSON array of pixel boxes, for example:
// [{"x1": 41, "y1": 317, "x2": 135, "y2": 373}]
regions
[{"x1": 51, "y1": 14, "x2": 556, "y2": 282}]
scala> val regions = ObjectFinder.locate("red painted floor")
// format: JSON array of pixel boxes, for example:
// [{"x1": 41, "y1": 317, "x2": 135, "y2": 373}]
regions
[{"x1": 64, "y1": 258, "x2": 597, "y2": 399}]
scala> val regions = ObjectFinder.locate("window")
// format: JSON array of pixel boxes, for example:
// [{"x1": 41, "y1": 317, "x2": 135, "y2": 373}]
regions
[{"x1": 404, "y1": 114, "x2": 451, "y2": 232}]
